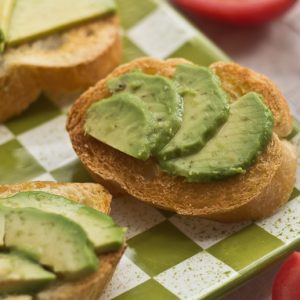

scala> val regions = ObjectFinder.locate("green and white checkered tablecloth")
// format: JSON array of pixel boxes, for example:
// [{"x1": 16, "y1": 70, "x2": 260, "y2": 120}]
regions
[{"x1": 1, "y1": 0, "x2": 300, "y2": 299}]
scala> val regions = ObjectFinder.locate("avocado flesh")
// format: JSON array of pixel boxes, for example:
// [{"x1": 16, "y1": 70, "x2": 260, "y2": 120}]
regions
[
  {"x1": 85, "y1": 93, "x2": 157, "y2": 161},
  {"x1": 7, "y1": 0, "x2": 116, "y2": 46},
  {"x1": 157, "y1": 64, "x2": 229, "y2": 160},
  {"x1": 0, "y1": 0, "x2": 15, "y2": 52},
  {"x1": 3, "y1": 207, "x2": 98, "y2": 280},
  {"x1": 0, "y1": 252, "x2": 55, "y2": 295},
  {"x1": 0, "y1": 30, "x2": 4, "y2": 52},
  {"x1": 0, "y1": 191, "x2": 125, "y2": 253},
  {"x1": 0, "y1": 210, "x2": 5, "y2": 247},
  {"x1": 108, "y1": 71, "x2": 183, "y2": 152},
  {"x1": 160, "y1": 92, "x2": 274, "y2": 181}
]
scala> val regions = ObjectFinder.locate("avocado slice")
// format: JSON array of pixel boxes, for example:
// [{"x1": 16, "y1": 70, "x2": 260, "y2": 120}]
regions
[
  {"x1": 108, "y1": 71, "x2": 183, "y2": 152},
  {"x1": 85, "y1": 92, "x2": 157, "y2": 160},
  {"x1": 3, "y1": 207, "x2": 98, "y2": 280},
  {"x1": 7, "y1": 0, "x2": 116, "y2": 46},
  {"x1": 0, "y1": 252, "x2": 55, "y2": 295},
  {"x1": 0, "y1": 30, "x2": 4, "y2": 52},
  {"x1": 160, "y1": 92, "x2": 274, "y2": 181},
  {"x1": 0, "y1": 191, "x2": 125, "y2": 253},
  {"x1": 0, "y1": 210, "x2": 5, "y2": 247},
  {"x1": 157, "y1": 64, "x2": 229, "y2": 160},
  {"x1": 0, "y1": 0, "x2": 16, "y2": 52}
]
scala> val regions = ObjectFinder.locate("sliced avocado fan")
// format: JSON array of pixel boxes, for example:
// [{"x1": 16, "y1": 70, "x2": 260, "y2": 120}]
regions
[
  {"x1": 85, "y1": 93, "x2": 157, "y2": 161},
  {"x1": 2, "y1": 206, "x2": 98, "y2": 280},
  {"x1": 0, "y1": 0, "x2": 16, "y2": 52},
  {"x1": 0, "y1": 191, "x2": 126, "y2": 253},
  {"x1": 157, "y1": 64, "x2": 229, "y2": 160},
  {"x1": 160, "y1": 92, "x2": 274, "y2": 181},
  {"x1": 108, "y1": 71, "x2": 183, "y2": 152},
  {"x1": 85, "y1": 64, "x2": 274, "y2": 181},
  {"x1": 0, "y1": 252, "x2": 55, "y2": 295}
]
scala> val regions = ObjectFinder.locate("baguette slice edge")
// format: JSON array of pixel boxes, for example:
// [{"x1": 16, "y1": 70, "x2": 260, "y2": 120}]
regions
[
  {"x1": 0, "y1": 181, "x2": 124, "y2": 300},
  {"x1": 67, "y1": 57, "x2": 297, "y2": 222}
]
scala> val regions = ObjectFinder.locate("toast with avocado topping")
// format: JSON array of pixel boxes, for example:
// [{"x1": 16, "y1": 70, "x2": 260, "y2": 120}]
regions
[
  {"x1": 0, "y1": 182, "x2": 125, "y2": 300},
  {"x1": 0, "y1": 3, "x2": 121, "y2": 123},
  {"x1": 67, "y1": 57, "x2": 297, "y2": 222}
]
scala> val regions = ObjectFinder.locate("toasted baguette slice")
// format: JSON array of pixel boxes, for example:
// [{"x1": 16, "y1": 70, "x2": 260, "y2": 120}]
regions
[
  {"x1": 67, "y1": 57, "x2": 297, "y2": 222},
  {"x1": 0, "y1": 182, "x2": 125, "y2": 300},
  {"x1": 0, "y1": 15, "x2": 121, "y2": 123}
]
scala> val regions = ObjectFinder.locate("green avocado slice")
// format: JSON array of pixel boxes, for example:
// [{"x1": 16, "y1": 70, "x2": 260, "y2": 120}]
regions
[
  {"x1": 0, "y1": 0, "x2": 16, "y2": 52},
  {"x1": 0, "y1": 191, "x2": 125, "y2": 253},
  {"x1": 3, "y1": 207, "x2": 98, "y2": 280},
  {"x1": 85, "y1": 92, "x2": 157, "y2": 160},
  {"x1": 0, "y1": 210, "x2": 5, "y2": 247},
  {"x1": 157, "y1": 64, "x2": 229, "y2": 160},
  {"x1": 0, "y1": 252, "x2": 55, "y2": 295},
  {"x1": 108, "y1": 71, "x2": 183, "y2": 152},
  {"x1": 160, "y1": 92, "x2": 274, "y2": 182},
  {"x1": 7, "y1": 0, "x2": 116, "y2": 46}
]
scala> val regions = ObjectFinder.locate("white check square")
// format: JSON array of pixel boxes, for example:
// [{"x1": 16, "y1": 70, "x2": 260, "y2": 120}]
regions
[
  {"x1": 155, "y1": 251, "x2": 237, "y2": 300},
  {"x1": 171, "y1": 215, "x2": 249, "y2": 249},
  {"x1": 128, "y1": 4, "x2": 196, "y2": 59},
  {"x1": 32, "y1": 173, "x2": 56, "y2": 182},
  {"x1": 257, "y1": 196, "x2": 300, "y2": 244},
  {"x1": 0, "y1": 125, "x2": 14, "y2": 145},
  {"x1": 111, "y1": 196, "x2": 166, "y2": 239},
  {"x1": 100, "y1": 256, "x2": 150, "y2": 300},
  {"x1": 18, "y1": 115, "x2": 77, "y2": 171}
]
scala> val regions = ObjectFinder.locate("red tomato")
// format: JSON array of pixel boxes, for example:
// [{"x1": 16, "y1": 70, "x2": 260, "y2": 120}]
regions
[
  {"x1": 173, "y1": 0, "x2": 297, "y2": 25},
  {"x1": 272, "y1": 252, "x2": 300, "y2": 300}
]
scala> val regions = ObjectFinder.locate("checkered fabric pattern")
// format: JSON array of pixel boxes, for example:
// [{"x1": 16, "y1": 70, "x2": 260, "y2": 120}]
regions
[{"x1": 0, "y1": 0, "x2": 300, "y2": 299}]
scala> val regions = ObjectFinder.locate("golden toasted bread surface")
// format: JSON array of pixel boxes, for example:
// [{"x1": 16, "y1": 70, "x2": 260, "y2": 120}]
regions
[{"x1": 0, "y1": 15, "x2": 121, "y2": 123}]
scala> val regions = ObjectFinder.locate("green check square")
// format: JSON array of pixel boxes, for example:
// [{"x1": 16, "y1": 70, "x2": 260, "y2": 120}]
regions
[
  {"x1": 207, "y1": 224, "x2": 284, "y2": 271},
  {"x1": 126, "y1": 221, "x2": 201, "y2": 276},
  {"x1": 114, "y1": 279, "x2": 178, "y2": 300},
  {"x1": 0, "y1": 140, "x2": 44, "y2": 184},
  {"x1": 290, "y1": 188, "x2": 300, "y2": 201},
  {"x1": 6, "y1": 94, "x2": 61, "y2": 135},
  {"x1": 116, "y1": 0, "x2": 157, "y2": 29},
  {"x1": 51, "y1": 160, "x2": 92, "y2": 182},
  {"x1": 169, "y1": 36, "x2": 230, "y2": 67},
  {"x1": 122, "y1": 36, "x2": 147, "y2": 63}
]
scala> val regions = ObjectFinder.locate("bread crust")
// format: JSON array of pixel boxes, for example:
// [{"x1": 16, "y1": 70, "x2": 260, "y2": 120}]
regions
[
  {"x1": 0, "y1": 65, "x2": 40, "y2": 125},
  {"x1": 0, "y1": 15, "x2": 121, "y2": 123},
  {"x1": 0, "y1": 182, "x2": 125, "y2": 300},
  {"x1": 67, "y1": 57, "x2": 297, "y2": 222}
]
